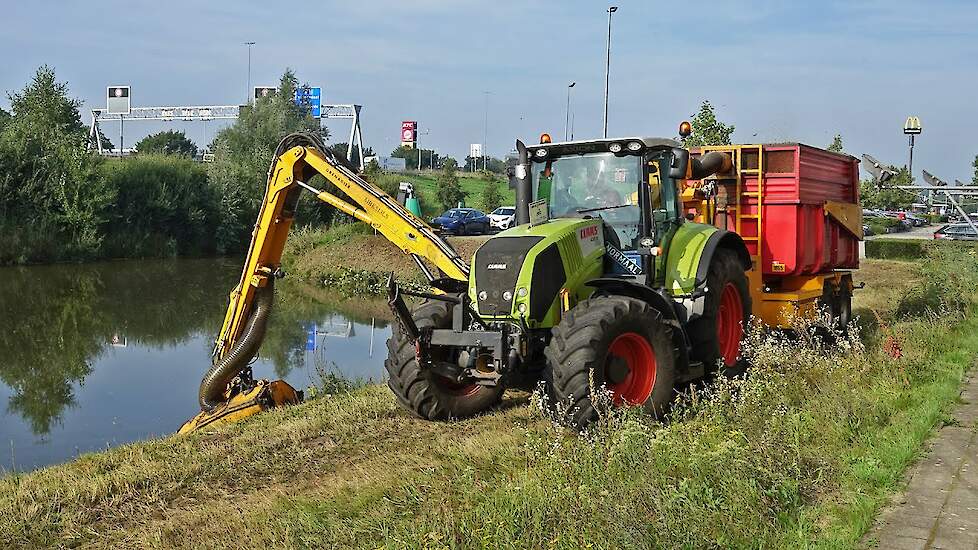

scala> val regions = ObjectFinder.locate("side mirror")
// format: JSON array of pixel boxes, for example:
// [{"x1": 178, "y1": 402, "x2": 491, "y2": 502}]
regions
[{"x1": 668, "y1": 148, "x2": 690, "y2": 179}]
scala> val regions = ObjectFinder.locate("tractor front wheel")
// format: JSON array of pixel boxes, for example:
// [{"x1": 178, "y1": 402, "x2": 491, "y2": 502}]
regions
[
  {"x1": 544, "y1": 296, "x2": 676, "y2": 430},
  {"x1": 385, "y1": 300, "x2": 504, "y2": 420}
]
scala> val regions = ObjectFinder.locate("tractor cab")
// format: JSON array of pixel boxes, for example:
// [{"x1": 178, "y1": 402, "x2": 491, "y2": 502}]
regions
[{"x1": 523, "y1": 137, "x2": 694, "y2": 285}]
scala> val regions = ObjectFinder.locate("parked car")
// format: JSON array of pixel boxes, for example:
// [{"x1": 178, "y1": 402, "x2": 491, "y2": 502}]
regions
[
  {"x1": 863, "y1": 224, "x2": 874, "y2": 237},
  {"x1": 902, "y1": 213, "x2": 927, "y2": 227},
  {"x1": 430, "y1": 208, "x2": 491, "y2": 235},
  {"x1": 934, "y1": 223, "x2": 978, "y2": 241},
  {"x1": 488, "y1": 206, "x2": 517, "y2": 231}
]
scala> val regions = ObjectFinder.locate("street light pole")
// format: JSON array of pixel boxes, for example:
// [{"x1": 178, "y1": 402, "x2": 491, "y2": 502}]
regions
[
  {"x1": 245, "y1": 41, "x2": 256, "y2": 104},
  {"x1": 565, "y1": 82, "x2": 576, "y2": 141},
  {"x1": 603, "y1": 6, "x2": 618, "y2": 139},
  {"x1": 483, "y1": 91, "x2": 491, "y2": 171}
]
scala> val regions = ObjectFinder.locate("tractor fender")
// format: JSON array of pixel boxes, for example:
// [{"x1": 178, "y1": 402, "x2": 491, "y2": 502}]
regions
[
  {"x1": 666, "y1": 225, "x2": 750, "y2": 320},
  {"x1": 586, "y1": 278, "x2": 678, "y2": 323},
  {"x1": 695, "y1": 230, "x2": 751, "y2": 283}
]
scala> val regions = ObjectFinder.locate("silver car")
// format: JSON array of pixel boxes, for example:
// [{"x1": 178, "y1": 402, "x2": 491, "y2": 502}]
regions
[{"x1": 934, "y1": 224, "x2": 978, "y2": 241}]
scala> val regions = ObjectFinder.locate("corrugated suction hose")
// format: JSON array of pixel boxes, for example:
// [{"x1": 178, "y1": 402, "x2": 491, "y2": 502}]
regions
[
  {"x1": 690, "y1": 151, "x2": 732, "y2": 180},
  {"x1": 198, "y1": 279, "x2": 275, "y2": 412}
]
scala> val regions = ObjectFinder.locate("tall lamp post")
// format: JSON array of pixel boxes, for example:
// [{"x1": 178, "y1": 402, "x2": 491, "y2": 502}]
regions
[
  {"x1": 483, "y1": 91, "x2": 491, "y2": 171},
  {"x1": 245, "y1": 41, "x2": 256, "y2": 104},
  {"x1": 602, "y1": 6, "x2": 618, "y2": 138},
  {"x1": 565, "y1": 82, "x2": 576, "y2": 141},
  {"x1": 903, "y1": 115, "x2": 922, "y2": 177}
]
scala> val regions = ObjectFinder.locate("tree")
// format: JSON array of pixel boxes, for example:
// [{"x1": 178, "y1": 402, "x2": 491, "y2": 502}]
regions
[
  {"x1": 207, "y1": 68, "x2": 326, "y2": 252},
  {"x1": 681, "y1": 100, "x2": 735, "y2": 147},
  {"x1": 391, "y1": 145, "x2": 439, "y2": 170},
  {"x1": 480, "y1": 177, "x2": 503, "y2": 212},
  {"x1": 328, "y1": 142, "x2": 374, "y2": 167},
  {"x1": 0, "y1": 66, "x2": 110, "y2": 260},
  {"x1": 972, "y1": 154, "x2": 978, "y2": 186},
  {"x1": 860, "y1": 167, "x2": 916, "y2": 210},
  {"x1": 827, "y1": 134, "x2": 844, "y2": 153},
  {"x1": 436, "y1": 158, "x2": 466, "y2": 209},
  {"x1": 135, "y1": 130, "x2": 198, "y2": 157}
]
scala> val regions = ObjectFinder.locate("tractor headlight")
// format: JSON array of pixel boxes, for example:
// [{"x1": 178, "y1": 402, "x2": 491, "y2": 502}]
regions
[
  {"x1": 503, "y1": 290, "x2": 513, "y2": 301},
  {"x1": 627, "y1": 141, "x2": 643, "y2": 152},
  {"x1": 517, "y1": 303, "x2": 527, "y2": 314},
  {"x1": 608, "y1": 142, "x2": 623, "y2": 153},
  {"x1": 478, "y1": 291, "x2": 488, "y2": 300},
  {"x1": 534, "y1": 148, "x2": 548, "y2": 158},
  {"x1": 517, "y1": 287, "x2": 528, "y2": 298}
]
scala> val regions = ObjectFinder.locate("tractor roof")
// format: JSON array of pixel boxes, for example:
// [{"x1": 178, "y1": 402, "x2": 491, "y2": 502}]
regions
[{"x1": 526, "y1": 137, "x2": 682, "y2": 159}]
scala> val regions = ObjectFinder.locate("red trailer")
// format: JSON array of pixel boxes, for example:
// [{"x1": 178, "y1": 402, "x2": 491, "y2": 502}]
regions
[{"x1": 686, "y1": 144, "x2": 862, "y2": 328}]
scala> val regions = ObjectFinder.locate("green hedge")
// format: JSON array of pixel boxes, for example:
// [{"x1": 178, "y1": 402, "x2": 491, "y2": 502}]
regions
[{"x1": 866, "y1": 238, "x2": 976, "y2": 260}]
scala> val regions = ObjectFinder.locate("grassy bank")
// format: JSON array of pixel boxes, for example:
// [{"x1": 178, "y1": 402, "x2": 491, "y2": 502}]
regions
[
  {"x1": 281, "y1": 222, "x2": 487, "y2": 295},
  {"x1": 2, "y1": 250, "x2": 977, "y2": 548}
]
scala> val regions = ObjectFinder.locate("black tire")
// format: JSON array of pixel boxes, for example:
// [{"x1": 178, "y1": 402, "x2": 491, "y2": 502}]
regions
[
  {"x1": 385, "y1": 299, "x2": 504, "y2": 420},
  {"x1": 818, "y1": 277, "x2": 852, "y2": 332},
  {"x1": 544, "y1": 296, "x2": 676, "y2": 431},
  {"x1": 687, "y1": 248, "x2": 752, "y2": 376}
]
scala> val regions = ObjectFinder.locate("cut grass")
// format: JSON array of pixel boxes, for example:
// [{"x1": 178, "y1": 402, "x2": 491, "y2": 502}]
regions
[{"x1": 0, "y1": 258, "x2": 973, "y2": 549}]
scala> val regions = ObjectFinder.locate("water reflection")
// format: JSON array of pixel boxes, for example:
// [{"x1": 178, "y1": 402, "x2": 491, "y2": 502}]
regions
[{"x1": 0, "y1": 259, "x2": 390, "y2": 471}]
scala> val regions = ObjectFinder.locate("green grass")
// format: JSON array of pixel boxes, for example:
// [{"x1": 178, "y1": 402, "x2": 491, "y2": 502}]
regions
[
  {"x1": 395, "y1": 171, "x2": 515, "y2": 218},
  {"x1": 1, "y1": 256, "x2": 976, "y2": 549}
]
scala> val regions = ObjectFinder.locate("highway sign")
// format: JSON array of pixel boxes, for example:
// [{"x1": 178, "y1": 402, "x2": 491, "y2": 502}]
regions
[
  {"x1": 295, "y1": 87, "x2": 322, "y2": 118},
  {"x1": 106, "y1": 86, "x2": 130, "y2": 115}
]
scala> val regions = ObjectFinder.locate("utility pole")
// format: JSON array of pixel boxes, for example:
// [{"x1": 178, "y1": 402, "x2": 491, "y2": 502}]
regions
[
  {"x1": 565, "y1": 82, "x2": 576, "y2": 141},
  {"x1": 245, "y1": 41, "x2": 256, "y2": 104},
  {"x1": 603, "y1": 6, "x2": 618, "y2": 138},
  {"x1": 483, "y1": 91, "x2": 491, "y2": 171}
]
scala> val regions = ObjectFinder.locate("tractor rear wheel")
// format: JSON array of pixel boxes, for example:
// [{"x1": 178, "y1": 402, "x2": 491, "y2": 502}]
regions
[
  {"x1": 385, "y1": 300, "x2": 504, "y2": 420},
  {"x1": 544, "y1": 296, "x2": 676, "y2": 430},
  {"x1": 687, "y1": 248, "x2": 752, "y2": 376}
]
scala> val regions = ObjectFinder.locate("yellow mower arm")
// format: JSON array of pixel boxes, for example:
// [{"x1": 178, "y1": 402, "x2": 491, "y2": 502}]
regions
[
  {"x1": 180, "y1": 132, "x2": 468, "y2": 433},
  {"x1": 214, "y1": 143, "x2": 468, "y2": 362}
]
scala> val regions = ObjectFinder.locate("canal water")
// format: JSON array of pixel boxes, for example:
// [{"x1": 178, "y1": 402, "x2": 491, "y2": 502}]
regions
[{"x1": 0, "y1": 258, "x2": 391, "y2": 472}]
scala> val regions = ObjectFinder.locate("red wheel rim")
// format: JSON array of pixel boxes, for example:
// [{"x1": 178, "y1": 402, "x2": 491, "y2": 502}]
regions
[
  {"x1": 716, "y1": 282, "x2": 744, "y2": 367},
  {"x1": 606, "y1": 332, "x2": 657, "y2": 405}
]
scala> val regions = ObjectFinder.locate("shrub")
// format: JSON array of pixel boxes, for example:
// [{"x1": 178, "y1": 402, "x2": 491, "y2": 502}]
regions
[
  {"x1": 896, "y1": 243, "x2": 978, "y2": 317},
  {"x1": 865, "y1": 239, "x2": 926, "y2": 260},
  {"x1": 99, "y1": 154, "x2": 219, "y2": 257},
  {"x1": 866, "y1": 238, "x2": 976, "y2": 261}
]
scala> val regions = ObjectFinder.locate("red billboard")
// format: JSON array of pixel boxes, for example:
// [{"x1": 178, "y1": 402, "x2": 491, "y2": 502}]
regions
[{"x1": 401, "y1": 121, "x2": 417, "y2": 147}]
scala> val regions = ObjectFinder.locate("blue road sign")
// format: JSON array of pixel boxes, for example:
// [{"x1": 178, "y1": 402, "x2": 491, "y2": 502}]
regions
[
  {"x1": 305, "y1": 323, "x2": 317, "y2": 351},
  {"x1": 295, "y1": 87, "x2": 322, "y2": 118}
]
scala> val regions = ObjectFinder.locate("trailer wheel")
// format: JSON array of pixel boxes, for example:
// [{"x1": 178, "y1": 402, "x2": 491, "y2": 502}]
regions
[
  {"x1": 818, "y1": 278, "x2": 852, "y2": 333},
  {"x1": 688, "y1": 248, "x2": 752, "y2": 376},
  {"x1": 385, "y1": 300, "x2": 504, "y2": 420},
  {"x1": 544, "y1": 296, "x2": 676, "y2": 431}
]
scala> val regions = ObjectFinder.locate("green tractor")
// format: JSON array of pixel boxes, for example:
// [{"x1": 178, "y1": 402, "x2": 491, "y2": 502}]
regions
[{"x1": 386, "y1": 135, "x2": 751, "y2": 429}]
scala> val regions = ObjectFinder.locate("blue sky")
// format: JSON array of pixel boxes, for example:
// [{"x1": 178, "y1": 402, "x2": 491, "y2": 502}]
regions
[{"x1": 3, "y1": 1, "x2": 976, "y2": 181}]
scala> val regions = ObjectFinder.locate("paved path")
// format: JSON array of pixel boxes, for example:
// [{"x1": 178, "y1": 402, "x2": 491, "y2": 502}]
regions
[{"x1": 869, "y1": 372, "x2": 978, "y2": 549}]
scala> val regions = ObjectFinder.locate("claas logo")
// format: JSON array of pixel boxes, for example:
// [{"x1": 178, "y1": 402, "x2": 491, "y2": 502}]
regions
[{"x1": 579, "y1": 226, "x2": 599, "y2": 240}]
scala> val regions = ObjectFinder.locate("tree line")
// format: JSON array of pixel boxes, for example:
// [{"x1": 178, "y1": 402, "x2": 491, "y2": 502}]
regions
[{"x1": 0, "y1": 66, "x2": 339, "y2": 265}]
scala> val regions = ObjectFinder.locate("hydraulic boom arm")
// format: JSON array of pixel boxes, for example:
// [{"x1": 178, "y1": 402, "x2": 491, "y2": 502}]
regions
[{"x1": 191, "y1": 132, "x2": 468, "y2": 423}]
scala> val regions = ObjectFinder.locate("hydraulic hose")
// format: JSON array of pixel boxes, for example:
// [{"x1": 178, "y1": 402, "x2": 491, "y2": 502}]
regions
[
  {"x1": 690, "y1": 151, "x2": 732, "y2": 180},
  {"x1": 198, "y1": 279, "x2": 275, "y2": 412}
]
